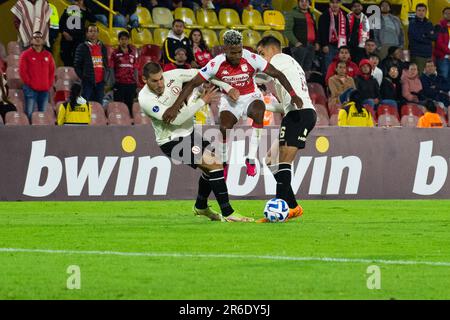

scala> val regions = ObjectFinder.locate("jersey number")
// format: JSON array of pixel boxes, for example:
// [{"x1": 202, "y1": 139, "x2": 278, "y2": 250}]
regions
[{"x1": 280, "y1": 126, "x2": 286, "y2": 138}]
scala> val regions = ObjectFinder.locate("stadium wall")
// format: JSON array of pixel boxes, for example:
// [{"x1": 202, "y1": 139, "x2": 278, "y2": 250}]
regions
[{"x1": 1, "y1": 126, "x2": 450, "y2": 201}]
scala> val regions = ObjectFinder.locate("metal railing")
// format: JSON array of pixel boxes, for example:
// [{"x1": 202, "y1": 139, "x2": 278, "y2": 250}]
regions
[{"x1": 91, "y1": 0, "x2": 117, "y2": 32}]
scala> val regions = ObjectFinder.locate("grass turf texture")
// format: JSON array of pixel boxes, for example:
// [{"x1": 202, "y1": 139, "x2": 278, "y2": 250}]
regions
[{"x1": 1, "y1": 200, "x2": 450, "y2": 300}]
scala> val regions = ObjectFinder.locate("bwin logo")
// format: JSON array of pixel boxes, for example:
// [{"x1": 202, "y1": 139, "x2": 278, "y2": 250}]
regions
[{"x1": 23, "y1": 138, "x2": 171, "y2": 197}]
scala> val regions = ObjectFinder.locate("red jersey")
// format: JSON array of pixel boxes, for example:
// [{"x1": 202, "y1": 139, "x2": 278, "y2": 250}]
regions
[
  {"x1": 199, "y1": 49, "x2": 268, "y2": 95},
  {"x1": 88, "y1": 42, "x2": 104, "y2": 84},
  {"x1": 193, "y1": 46, "x2": 212, "y2": 68},
  {"x1": 19, "y1": 47, "x2": 55, "y2": 91},
  {"x1": 110, "y1": 45, "x2": 138, "y2": 84}
]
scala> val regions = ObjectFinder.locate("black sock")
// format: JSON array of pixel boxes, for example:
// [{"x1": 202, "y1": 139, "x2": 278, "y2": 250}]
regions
[
  {"x1": 274, "y1": 163, "x2": 298, "y2": 209},
  {"x1": 195, "y1": 173, "x2": 211, "y2": 210},
  {"x1": 208, "y1": 169, "x2": 234, "y2": 216}
]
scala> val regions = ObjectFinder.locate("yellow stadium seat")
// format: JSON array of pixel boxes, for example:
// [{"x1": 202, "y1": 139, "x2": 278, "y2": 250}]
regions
[
  {"x1": 97, "y1": 24, "x2": 127, "y2": 46},
  {"x1": 196, "y1": 9, "x2": 225, "y2": 30},
  {"x1": 200, "y1": 29, "x2": 219, "y2": 48},
  {"x1": 242, "y1": 9, "x2": 271, "y2": 31},
  {"x1": 262, "y1": 30, "x2": 286, "y2": 47},
  {"x1": 174, "y1": 7, "x2": 202, "y2": 29},
  {"x1": 136, "y1": 6, "x2": 159, "y2": 28},
  {"x1": 132, "y1": 28, "x2": 153, "y2": 48},
  {"x1": 263, "y1": 10, "x2": 285, "y2": 31},
  {"x1": 219, "y1": 9, "x2": 247, "y2": 30},
  {"x1": 152, "y1": 7, "x2": 173, "y2": 28},
  {"x1": 242, "y1": 29, "x2": 262, "y2": 49},
  {"x1": 153, "y1": 28, "x2": 170, "y2": 47},
  {"x1": 218, "y1": 29, "x2": 231, "y2": 46}
]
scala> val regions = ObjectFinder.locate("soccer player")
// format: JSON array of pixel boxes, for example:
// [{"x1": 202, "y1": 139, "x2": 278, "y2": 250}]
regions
[
  {"x1": 255, "y1": 36, "x2": 317, "y2": 222},
  {"x1": 138, "y1": 62, "x2": 253, "y2": 222},
  {"x1": 163, "y1": 30, "x2": 303, "y2": 179}
]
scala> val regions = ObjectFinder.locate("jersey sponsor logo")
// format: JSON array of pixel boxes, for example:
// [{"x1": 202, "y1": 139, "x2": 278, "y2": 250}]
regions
[
  {"x1": 166, "y1": 79, "x2": 174, "y2": 87},
  {"x1": 222, "y1": 70, "x2": 229, "y2": 75},
  {"x1": 210, "y1": 61, "x2": 215, "y2": 68},
  {"x1": 171, "y1": 86, "x2": 181, "y2": 95},
  {"x1": 222, "y1": 74, "x2": 250, "y2": 83},
  {"x1": 241, "y1": 64, "x2": 248, "y2": 72},
  {"x1": 152, "y1": 106, "x2": 160, "y2": 113},
  {"x1": 251, "y1": 54, "x2": 256, "y2": 60},
  {"x1": 191, "y1": 146, "x2": 201, "y2": 155}
]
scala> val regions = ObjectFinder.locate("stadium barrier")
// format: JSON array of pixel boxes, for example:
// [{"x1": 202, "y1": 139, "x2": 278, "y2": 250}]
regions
[{"x1": 1, "y1": 125, "x2": 450, "y2": 200}]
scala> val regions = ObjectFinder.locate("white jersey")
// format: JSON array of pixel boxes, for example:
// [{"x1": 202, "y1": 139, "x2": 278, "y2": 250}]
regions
[
  {"x1": 265, "y1": 53, "x2": 315, "y2": 115},
  {"x1": 138, "y1": 68, "x2": 231, "y2": 145}
]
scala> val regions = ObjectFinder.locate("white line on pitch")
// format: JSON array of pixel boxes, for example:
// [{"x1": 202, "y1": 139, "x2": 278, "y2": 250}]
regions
[{"x1": 0, "y1": 248, "x2": 450, "y2": 267}]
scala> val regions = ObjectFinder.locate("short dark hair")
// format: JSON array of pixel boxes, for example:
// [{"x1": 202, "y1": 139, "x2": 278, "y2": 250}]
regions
[
  {"x1": 416, "y1": 3, "x2": 427, "y2": 10},
  {"x1": 257, "y1": 36, "x2": 281, "y2": 49},
  {"x1": 352, "y1": 0, "x2": 362, "y2": 6},
  {"x1": 369, "y1": 53, "x2": 380, "y2": 60},
  {"x1": 338, "y1": 46, "x2": 350, "y2": 53},
  {"x1": 86, "y1": 23, "x2": 98, "y2": 32},
  {"x1": 172, "y1": 19, "x2": 185, "y2": 27},
  {"x1": 143, "y1": 62, "x2": 162, "y2": 79},
  {"x1": 379, "y1": 0, "x2": 391, "y2": 8},
  {"x1": 425, "y1": 100, "x2": 437, "y2": 113},
  {"x1": 365, "y1": 39, "x2": 376, "y2": 44},
  {"x1": 425, "y1": 59, "x2": 435, "y2": 66},
  {"x1": 443, "y1": 7, "x2": 450, "y2": 14},
  {"x1": 118, "y1": 30, "x2": 129, "y2": 40}
]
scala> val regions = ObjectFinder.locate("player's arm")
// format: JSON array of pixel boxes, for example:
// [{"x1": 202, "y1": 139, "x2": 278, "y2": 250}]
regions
[{"x1": 263, "y1": 64, "x2": 304, "y2": 109}]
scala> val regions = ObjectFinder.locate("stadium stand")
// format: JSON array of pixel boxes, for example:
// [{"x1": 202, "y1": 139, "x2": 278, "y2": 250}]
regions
[
  {"x1": 262, "y1": 30, "x2": 286, "y2": 47},
  {"x1": 242, "y1": 9, "x2": 271, "y2": 31},
  {"x1": 7, "y1": 54, "x2": 20, "y2": 67},
  {"x1": 218, "y1": 29, "x2": 231, "y2": 46},
  {"x1": 108, "y1": 110, "x2": 133, "y2": 126},
  {"x1": 263, "y1": 10, "x2": 285, "y2": 31},
  {"x1": 132, "y1": 102, "x2": 151, "y2": 125},
  {"x1": 135, "y1": 6, "x2": 158, "y2": 29},
  {"x1": 377, "y1": 104, "x2": 400, "y2": 121},
  {"x1": 7, "y1": 41, "x2": 20, "y2": 56},
  {"x1": 377, "y1": 114, "x2": 400, "y2": 127},
  {"x1": 0, "y1": 42, "x2": 6, "y2": 60},
  {"x1": 152, "y1": 28, "x2": 170, "y2": 47},
  {"x1": 242, "y1": 29, "x2": 262, "y2": 49},
  {"x1": 152, "y1": 7, "x2": 174, "y2": 28},
  {"x1": 131, "y1": 28, "x2": 153, "y2": 48},
  {"x1": 141, "y1": 44, "x2": 162, "y2": 62},
  {"x1": 106, "y1": 101, "x2": 129, "y2": 117},
  {"x1": 89, "y1": 101, "x2": 108, "y2": 126},
  {"x1": 401, "y1": 104, "x2": 424, "y2": 117},
  {"x1": 196, "y1": 9, "x2": 226, "y2": 30},
  {"x1": 5, "y1": 111, "x2": 29, "y2": 126},
  {"x1": 31, "y1": 111, "x2": 55, "y2": 126},
  {"x1": 55, "y1": 67, "x2": 78, "y2": 82},
  {"x1": 200, "y1": 29, "x2": 220, "y2": 48},
  {"x1": 218, "y1": 9, "x2": 248, "y2": 30},
  {"x1": 6, "y1": 66, "x2": 22, "y2": 89},
  {"x1": 401, "y1": 114, "x2": 419, "y2": 127},
  {"x1": 174, "y1": 7, "x2": 202, "y2": 29}
]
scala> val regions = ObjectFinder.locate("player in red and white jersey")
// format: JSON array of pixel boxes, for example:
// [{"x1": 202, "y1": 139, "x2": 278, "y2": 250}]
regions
[{"x1": 163, "y1": 30, "x2": 303, "y2": 179}]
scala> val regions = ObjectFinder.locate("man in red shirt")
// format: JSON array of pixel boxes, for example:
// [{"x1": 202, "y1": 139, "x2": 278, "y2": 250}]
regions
[
  {"x1": 110, "y1": 31, "x2": 138, "y2": 116},
  {"x1": 19, "y1": 31, "x2": 55, "y2": 120},
  {"x1": 325, "y1": 46, "x2": 360, "y2": 84},
  {"x1": 163, "y1": 48, "x2": 191, "y2": 72}
]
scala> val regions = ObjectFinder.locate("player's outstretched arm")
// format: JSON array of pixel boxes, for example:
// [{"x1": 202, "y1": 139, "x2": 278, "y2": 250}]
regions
[
  {"x1": 263, "y1": 64, "x2": 304, "y2": 109},
  {"x1": 163, "y1": 74, "x2": 206, "y2": 124}
]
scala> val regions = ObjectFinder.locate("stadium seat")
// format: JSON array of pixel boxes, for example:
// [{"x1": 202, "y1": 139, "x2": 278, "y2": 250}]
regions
[
  {"x1": 133, "y1": 103, "x2": 151, "y2": 125},
  {"x1": 329, "y1": 113, "x2": 339, "y2": 126},
  {"x1": 0, "y1": 115, "x2": 3, "y2": 125},
  {"x1": 106, "y1": 102, "x2": 129, "y2": 116},
  {"x1": 141, "y1": 44, "x2": 162, "y2": 62},
  {"x1": 8, "y1": 96, "x2": 24, "y2": 113},
  {"x1": 377, "y1": 104, "x2": 399, "y2": 120},
  {"x1": 55, "y1": 79, "x2": 72, "y2": 91},
  {"x1": 153, "y1": 28, "x2": 170, "y2": 47},
  {"x1": 54, "y1": 90, "x2": 70, "y2": 104},
  {"x1": 400, "y1": 104, "x2": 424, "y2": 117},
  {"x1": 0, "y1": 42, "x2": 6, "y2": 59},
  {"x1": 6, "y1": 66, "x2": 22, "y2": 89},
  {"x1": 8, "y1": 89, "x2": 24, "y2": 103},
  {"x1": 89, "y1": 101, "x2": 108, "y2": 125},
  {"x1": 196, "y1": 9, "x2": 225, "y2": 30},
  {"x1": 56, "y1": 66, "x2": 78, "y2": 82},
  {"x1": 132, "y1": 28, "x2": 153, "y2": 48},
  {"x1": 377, "y1": 114, "x2": 400, "y2": 127},
  {"x1": 242, "y1": 9, "x2": 271, "y2": 31},
  {"x1": 436, "y1": 105, "x2": 447, "y2": 123},
  {"x1": 218, "y1": 29, "x2": 231, "y2": 45},
  {"x1": 108, "y1": 110, "x2": 133, "y2": 126},
  {"x1": 152, "y1": 8, "x2": 174, "y2": 28},
  {"x1": 364, "y1": 104, "x2": 377, "y2": 123},
  {"x1": 174, "y1": 7, "x2": 202, "y2": 29},
  {"x1": 5, "y1": 111, "x2": 29, "y2": 125},
  {"x1": 211, "y1": 45, "x2": 225, "y2": 57},
  {"x1": 400, "y1": 114, "x2": 419, "y2": 127},
  {"x1": 31, "y1": 111, "x2": 54, "y2": 125},
  {"x1": 7, "y1": 54, "x2": 20, "y2": 67},
  {"x1": 307, "y1": 82, "x2": 327, "y2": 99},
  {"x1": 315, "y1": 105, "x2": 330, "y2": 126},
  {"x1": 105, "y1": 45, "x2": 114, "y2": 61},
  {"x1": 218, "y1": 9, "x2": 248, "y2": 30},
  {"x1": 200, "y1": 29, "x2": 219, "y2": 48},
  {"x1": 7, "y1": 41, "x2": 20, "y2": 55},
  {"x1": 262, "y1": 30, "x2": 287, "y2": 47},
  {"x1": 97, "y1": 24, "x2": 127, "y2": 46},
  {"x1": 263, "y1": 10, "x2": 285, "y2": 31},
  {"x1": 135, "y1": 6, "x2": 158, "y2": 28},
  {"x1": 242, "y1": 29, "x2": 262, "y2": 49}
]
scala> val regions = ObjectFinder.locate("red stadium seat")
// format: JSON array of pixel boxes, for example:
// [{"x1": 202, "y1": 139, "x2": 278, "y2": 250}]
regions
[
  {"x1": 377, "y1": 104, "x2": 399, "y2": 120},
  {"x1": 400, "y1": 104, "x2": 424, "y2": 117},
  {"x1": 329, "y1": 113, "x2": 338, "y2": 126},
  {"x1": 6, "y1": 66, "x2": 22, "y2": 89},
  {"x1": 108, "y1": 110, "x2": 132, "y2": 126},
  {"x1": 7, "y1": 41, "x2": 20, "y2": 55},
  {"x1": 435, "y1": 106, "x2": 447, "y2": 123},
  {"x1": 31, "y1": 111, "x2": 54, "y2": 125},
  {"x1": 400, "y1": 115, "x2": 419, "y2": 127},
  {"x1": 8, "y1": 96, "x2": 24, "y2": 113},
  {"x1": 364, "y1": 104, "x2": 377, "y2": 123},
  {"x1": 56, "y1": 66, "x2": 78, "y2": 82},
  {"x1": 89, "y1": 101, "x2": 108, "y2": 125},
  {"x1": 8, "y1": 89, "x2": 24, "y2": 103},
  {"x1": 315, "y1": 104, "x2": 329, "y2": 126},
  {"x1": 308, "y1": 83, "x2": 327, "y2": 106},
  {"x1": 133, "y1": 111, "x2": 151, "y2": 125},
  {"x1": 7, "y1": 54, "x2": 20, "y2": 67},
  {"x1": 55, "y1": 79, "x2": 72, "y2": 91},
  {"x1": 377, "y1": 114, "x2": 400, "y2": 127},
  {"x1": 307, "y1": 82, "x2": 327, "y2": 98},
  {"x1": 141, "y1": 44, "x2": 162, "y2": 62},
  {"x1": 54, "y1": 90, "x2": 70, "y2": 104},
  {"x1": 5, "y1": 111, "x2": 29, "y2": 125},
  {"x1": 106, "y1": 102, "x2": 129, "y2": 116}
]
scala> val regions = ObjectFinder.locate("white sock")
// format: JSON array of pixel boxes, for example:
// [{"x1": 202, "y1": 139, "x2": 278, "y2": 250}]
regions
[
  {"x1": 220, "y1": 139, "x2": 227, "y2": 164},
  {"x1": 248, "y1": 126, "x2": 263, "y2": 161}
]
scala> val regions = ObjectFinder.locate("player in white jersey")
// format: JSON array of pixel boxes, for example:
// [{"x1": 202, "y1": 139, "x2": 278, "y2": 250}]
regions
[
  {"x1": 162, "y1": 30, "x2": 303, "y2": 179},
  {"x1": 138, "y1": 62, "x2": 253, "y2": 222},
  {"x1": 255, "y1": 36, "x2": 317, "y2": 223}
]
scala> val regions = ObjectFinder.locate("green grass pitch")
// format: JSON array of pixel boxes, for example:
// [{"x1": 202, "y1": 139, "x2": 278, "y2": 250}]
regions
[{"x1": 1, "y1": 200, "x2": 450, "y2": 300}]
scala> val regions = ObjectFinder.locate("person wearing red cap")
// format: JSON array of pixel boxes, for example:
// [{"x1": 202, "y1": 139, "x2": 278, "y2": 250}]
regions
[
  {"x1": 325, "y1": 46, "x2": 359, "y2": 84},
  {"x1": 355, "y1": 59, "x2": 381, "y2": 109}
]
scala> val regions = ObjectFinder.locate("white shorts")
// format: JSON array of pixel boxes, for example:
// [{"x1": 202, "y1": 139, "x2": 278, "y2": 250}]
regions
[{"x1": 218, "y1": 89, "x2": 263, "y2": 120}]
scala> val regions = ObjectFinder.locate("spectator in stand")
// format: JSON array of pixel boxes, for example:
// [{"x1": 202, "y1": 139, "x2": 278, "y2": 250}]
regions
[
  {"x1": 285, "y1": 0, "x2": 319, "y2": 72},
  {"x1": 369, "y1": 54, "x2": 383, "y2": 86},
  {"x1": 355, "y1": 59, "x2": 380, "y2": 109},
  {"x1": 59, "y1": 0, "x2": 95, "y2": 67},
  {"x1": 11, "y1": 0, "x2": 51, "y2": 49},
  {"x1": 338, "y1": 89, "x2": 374, "y2": 127},
  {"x1": 380, "y1": 65, "x2": 403, "y2": 110},
  {"x1": 325, "y1": 46, "x2": 359, "y2": 84},
  {"x1": 328, "y1": 61, "x2": 356, "y2": 107},
  {"x1": 434, "y1": 7, "x2": 450, "y2": 80},
  {"x1": 356, "y1": 39, "x2": 378, "y2": 64},
  {"x1": 250, "y1": 0, "x2": 272, "y2": 14},
  {"x1": 110, "y1": 31, "x2": 138, "y2": 117},
  {"x1": 19, "y1": 31, "x2": 55, "y2": 120},
  {"x1": 401, "y1": 63, "x2": 425, "y2": 105},
  {"x1": 88, "y1": 0, "x2": 139, "y2": 28},
  {"x1": 140, "y1": 0, "x2": 171, "y2": 11},
  {"x1": 57, "y1": 82, "x2": 91, "y2": 126},
  {"x1": 162, "y1": 19, "x2": 195, "y2": 66},
  {"x1": 318, "y1": 0, "x2": 350, "y2": 74},
  {"x1": 417, "y1": 100, "x2": 444, "y2": 128},
  {"x1": 408, "y1": 3, "x2": 437, "y2": 75},
  {"x1": 189, "y1": 28, "x2": 212, "y2": 68},
  {"x1": 373, "y1": 0, "x2": 404, "y2": 60},
  {"x1": 0, "y1": 73, "x2": 17, "y2": 122},
  {"x1": 380, "y1": 46, "x2": 407, "y2": 78},
  {"x1": 420, "y1": 60, "x2": 450, "y2": 108},
  {"x1": 347, "y1": 0, "x2": 370, "y2": 64},
  {"x1": 163, "y1": 48, "x2": 192, "y2": 71},
  {"x1": 48, "y1": 2, "x2": 59, "y2": 50},
  {"x1": 74, "y1": 24, "x2": 109, "y2": 104},
  {"x1": 214, "y1": 0, "x2": 250, "y2": 15}
]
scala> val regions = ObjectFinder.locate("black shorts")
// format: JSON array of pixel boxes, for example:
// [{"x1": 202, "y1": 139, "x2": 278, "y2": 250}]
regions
[
  {"x1": 279, "y1": 109, "x2": 317, "y2": 149},
  {"x1": 159, "y1": 131, "x2": 210, "y2": 169}
]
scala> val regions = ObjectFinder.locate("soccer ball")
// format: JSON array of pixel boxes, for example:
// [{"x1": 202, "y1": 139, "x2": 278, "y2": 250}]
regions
[{"x1": 264, "y1": 198, "x2": 289, "y2": 222}]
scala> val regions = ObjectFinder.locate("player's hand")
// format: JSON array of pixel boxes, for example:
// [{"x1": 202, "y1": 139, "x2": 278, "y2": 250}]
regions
[
  {"x1": 291, "y1": 95, "x2": 303, "y2": 109},
  {"x1": 162, "y1": 106, "x2": 180, "y2": 124},
  {"x1": 201, "y1": 87, "x2": 220, "y2": 105},
  {"x1": 227, "y1": 88, "x2": 240, "y2": 102}
]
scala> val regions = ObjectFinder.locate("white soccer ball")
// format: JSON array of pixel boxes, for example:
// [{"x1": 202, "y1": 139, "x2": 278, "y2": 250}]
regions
[{"x1": 264, "y1": 198, "x2": 289, "y2": 222}]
